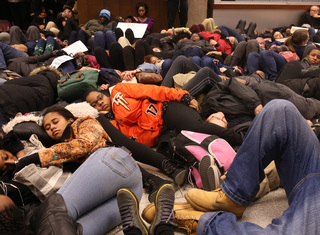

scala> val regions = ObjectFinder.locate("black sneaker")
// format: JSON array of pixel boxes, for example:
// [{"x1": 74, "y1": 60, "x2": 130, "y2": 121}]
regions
[
  {"x1": 199, "y1": 155, "x2": 214, "y2": 191},
  {"x1": 149, "y1": 184, "x2": 176, "y2": 235},
  {"x1": 144, "y1": 175, "x2": 174, "y2": 203},
  {"x1": 162, "y1": 159, "x2": 187, "y2": 186},
  {"x1": 117, "y1": 188, "x2": 148, "y2": 235}
]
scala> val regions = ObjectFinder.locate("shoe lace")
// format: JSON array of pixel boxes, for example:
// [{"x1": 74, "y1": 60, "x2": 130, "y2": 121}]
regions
[
  {"x1": 173, "y1": 211, "x2": 197, "y2": 235},
  {"x1": 117, "y1": 204, "x2": 135, "y2": 231},
  {"x1": 162, "y1": 160, "x2": 175, "y2": 175},
  {"x1": 159, "y1": 198, "x2": 177, "y2": 226},
  {"x1": 187, "y1": 162, "x2": 198, "y2": 187}
]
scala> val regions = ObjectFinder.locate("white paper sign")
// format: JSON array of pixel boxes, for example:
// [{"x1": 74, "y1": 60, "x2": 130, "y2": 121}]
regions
[
  {"x1": 62, "y1": 40, "x2": 88, "y2": 57},
  {"x1": 116, "y1": 22, "x2": 148, "y2": 39},
  {"x1": 50, "y1": 40, "x2": 88, "y2": 68},
  {"x1": 50, "y1": 55, "x2": 74, "y2": 69}
]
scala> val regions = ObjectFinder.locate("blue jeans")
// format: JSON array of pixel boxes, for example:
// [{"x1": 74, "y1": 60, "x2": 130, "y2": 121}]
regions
[
  {"x1": 0, "y1": 42, "x2": 28, "y2": 69},
  {"x1": 57, "y1": 147, "x2": 143, "y2": 235},
  {"x1": 93, "y1": 30, "x2": 116, "y2": 51},
  {"x1": 197, "y1": 99, "x2": 320, "y2": 234},
  {"x1": 218, "y1": 25, "x2": 245, "y2": 42},
  {"x1": 247, "y1": 50, "x2": 286, "y2": 81},
  {"x1": 191, "y1": 56, "x2": 221, "y2": 75}
]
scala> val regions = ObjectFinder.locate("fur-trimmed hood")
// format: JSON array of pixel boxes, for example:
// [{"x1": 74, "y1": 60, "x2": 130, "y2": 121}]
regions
[
  {"x1": 2, "y1": 102, "x2": 100, "y2": 134},
  {"x1": 29, "y1": 66, "x2": 64, "y2": 78}
]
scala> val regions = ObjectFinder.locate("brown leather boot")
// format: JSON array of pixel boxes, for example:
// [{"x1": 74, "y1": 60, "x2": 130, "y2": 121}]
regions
[
  {"x1": 184, "y1": 188, "x2": 246, "y2": 218},
  {"x1": 142, "y1": 202, "x2": 204, "y2": 235}
]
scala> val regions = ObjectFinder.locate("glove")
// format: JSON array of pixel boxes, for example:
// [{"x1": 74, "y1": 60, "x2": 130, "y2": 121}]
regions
[{"x1": 13, "y1": 153, "x2": 40, "y2": 175}]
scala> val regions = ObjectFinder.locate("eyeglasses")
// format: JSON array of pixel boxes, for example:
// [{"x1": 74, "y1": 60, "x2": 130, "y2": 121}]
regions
[{"x1": 90, "y1": 93, "x2": 104, "y2": 108}]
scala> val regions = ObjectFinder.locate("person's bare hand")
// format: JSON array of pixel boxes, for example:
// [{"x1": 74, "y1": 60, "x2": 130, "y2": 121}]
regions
[
  {"x1": 121, "y1": 70, "x2": 136, "y2": 81},
  {"x1": 206, "y1": 51, "x2": 222, "y2": 56},
  {"x1": 209, "y1": 39, "x2": 218, "y2": 46},
  {"x1": 307, "y1": 120, "x2": 313, "y2": 126},
  {"x1": 254, "y1": 104, "x2": 263, "y2": 116},
  {"x1": 219, "y1": 75, "x2": 229, "y2": 81},
  {"x1": 189, "y1": 99, "x2": 199, "y2": 112},
  {"x1": 100, "y1": 84, "x2": 109, "y2": 91}
]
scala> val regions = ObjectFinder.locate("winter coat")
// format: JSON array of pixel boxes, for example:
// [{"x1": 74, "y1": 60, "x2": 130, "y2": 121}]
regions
[
  {"x1": 29, "y1": 193, "x2": 82, "y2": 235},
  {"x1": 8, "y1": 51, "x2": 58, "y2": 76},
  {"x1": 0, "y1": 70, "x2": 59, "y2": 121},
  {"x1": 82, "y1": 19, "x2": 107, "y2": 36},
  {"x1": 176, "y1": 39, "x2": 215, "y2": 54},
  {"x1": 276, "y1": 60, "x2": 320, "y2": 100},
  {"x1": 110, "y1": 83, "x2": 189, "y2": 147},
  {"x1": 39, "y1": 116, "x2": 111, "y2": 167},
  {"x1": 299, "y1": 11, "x2": 320, "y2": 29},
  {"x1": 200, "y1": 31, "x2": 233, "y2": 54},
  {"x1": 200, "y1": 77, "x2": 261, "y2": 121}
]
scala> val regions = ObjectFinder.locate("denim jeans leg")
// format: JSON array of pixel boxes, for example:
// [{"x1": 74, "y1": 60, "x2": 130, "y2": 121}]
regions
[
  {"x1": 93, "y1": 31, "x2": 105, "y2": 51},
  {"x1": 0, "y1": 42, "x2": 28, "y2": 69},
  {"x1": 260, "y1": 50, "x2": 286, "y2": 81},
  {"x1": 104, "y1": 30, "x2": 116, "y2": 50},
  {"x1": 197, "y1": 99, "x2": 320, "y2": 235},
  {"x1": 160, "y1": 58, "x2": 173, "y2": 78},
  {"x1": 247, "y1": 52, "x2": 261, "y2": 74},
  {"x1": 57, "y1": 147, "x2": 143, "y2": 235},
  {"x1": 221, "y1": 99, "x2": 320, "y2": 205},
  {"x1": 201, "y1": 56, "x2": 221, "y2": 74}
]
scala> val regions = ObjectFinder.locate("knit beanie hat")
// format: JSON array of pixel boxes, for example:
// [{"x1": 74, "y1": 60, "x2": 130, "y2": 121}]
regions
[
  {"x1": 100, "y1": 8, "x2": 111, "y2": 20},
  {"x1": 198, "y1": 24, "x2": 205, "y2": 32},
  {"x1": 189, "y1": 24, "x2": 201, "y2": 34}
]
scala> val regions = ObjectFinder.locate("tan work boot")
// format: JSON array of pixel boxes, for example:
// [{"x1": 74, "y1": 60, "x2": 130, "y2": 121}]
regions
[
  {"x1": 142, "y1": 202, "x2": 204, "y2": 235},
  {"x1": 184, "y1": 188, "x2": 246, "y2": 218},
  {"x1": 142, "y1": 202, "x2": 192, "y2": 223}
]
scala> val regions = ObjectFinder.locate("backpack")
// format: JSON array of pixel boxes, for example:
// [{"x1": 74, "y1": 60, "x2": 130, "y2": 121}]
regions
[
  {"x1": 170, "y1": 130, "x2": 236, "y2": 188},
  {"x1": 57, "y1": 69, "x2": 99, "y2": 102}
]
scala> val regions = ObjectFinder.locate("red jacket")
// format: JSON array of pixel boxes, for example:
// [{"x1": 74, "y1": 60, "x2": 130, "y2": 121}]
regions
[
  {"x1": 200, "y1": 31, "x2": 233, "y2": 54},
  {"x1": 110, "y1": 83, "x2": 189, "y2": 147}
]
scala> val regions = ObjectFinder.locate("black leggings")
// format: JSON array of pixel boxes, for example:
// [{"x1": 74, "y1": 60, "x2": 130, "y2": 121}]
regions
[
  {"x1": 162, "y1": 101, "x2": 243, "y2": 147},
  {"x1": 123, "y1": 39, "x2": 154, "y2": 70},
  {"x1": 94, "y1": 42, "x2": 126, "y2": 71},
  {"x1": 97, "y1": 115, "x2": 167, "y2": 170},
  {"x1": 95, "y1": 40, "x2": 154, "y2": 71}
]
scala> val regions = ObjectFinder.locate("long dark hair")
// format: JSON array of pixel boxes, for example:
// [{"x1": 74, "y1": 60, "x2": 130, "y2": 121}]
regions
[{"x1": 42, "y1": 105, "x2": 75, "y2": 123}]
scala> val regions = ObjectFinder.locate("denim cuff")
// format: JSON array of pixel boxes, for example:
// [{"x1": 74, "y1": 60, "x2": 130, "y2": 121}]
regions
[
  {"x1": 197, "y1": 211, "x2": 222, "y2": 235},
  {"x1": 221, "y1": 181, "x2": 251, "y2": 206}
]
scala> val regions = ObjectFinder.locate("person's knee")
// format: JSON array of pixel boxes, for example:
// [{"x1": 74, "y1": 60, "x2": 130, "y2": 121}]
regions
[
  {"x1": 105, "y1": 30, "x2": 115, "y2": 39},
  {"x1": 175, "y1": 55, "x2": 188, "y2": 63},
  {"x1": 190, "y1": 56, "x2": 201, "y2": 64},
  {"x1": 264, "y1": 99, "x2": 296, "y2": 113},
  {"x1": 27, "y1": 25, "x2": 39, "y2": 32},
  {"x1": 9, "y1": 25, "x2": 21, "y2": 34},
  {"x1": 94, "y1": 31, "x2": 104, "y2": 38}
]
